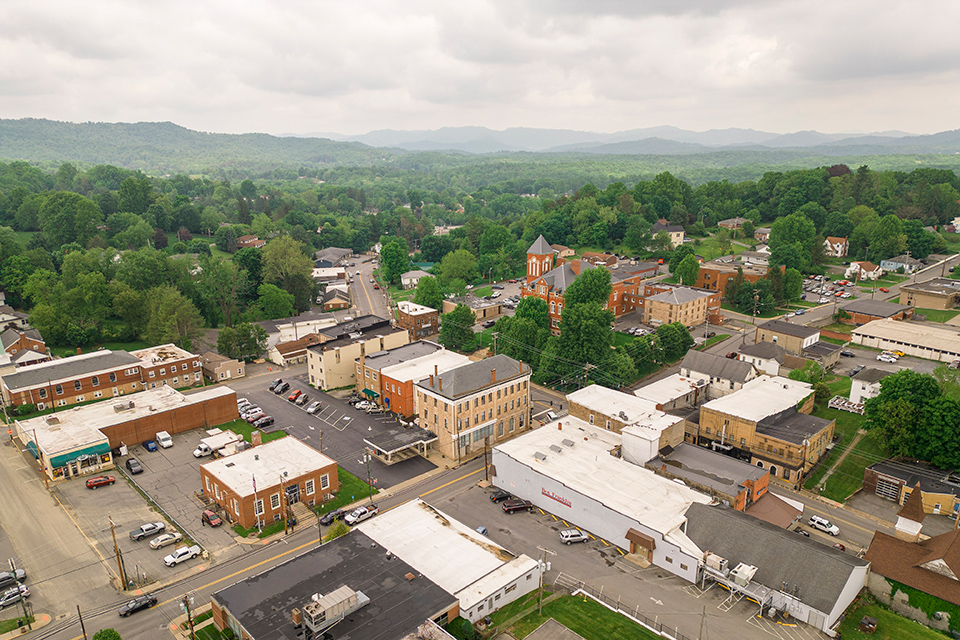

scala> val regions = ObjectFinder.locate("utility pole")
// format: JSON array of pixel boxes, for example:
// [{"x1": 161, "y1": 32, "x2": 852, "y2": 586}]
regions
[
  {"x1": 77, "y1": 605, "x2": 87, "y2": 640},
  {"x1": 280, "y1": 475, "x2": 289, "y2": 535},
  {"x1": 492, "y1": 331, "x2": 499, "y2": 356},
  {"x1": 536, "y1": 546, "x2": 556, "y2": 616},
  {"x1": 698, "y1": 605, "x2": 707, "y2": 640},
  {"x1": 483, "y1": 436, "x2": 490, "y2": 482},
  {"x1": 363, "y1": 452, "x2": 374, "y2": 504},
  {"x1": 182, "y1": 595, "x2": 195, "y2": 640},
  {"x1": 109, "y1": 517, "x2": 128, "y2": 590}
]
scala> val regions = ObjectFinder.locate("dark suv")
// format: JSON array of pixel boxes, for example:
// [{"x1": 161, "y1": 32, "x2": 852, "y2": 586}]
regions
[
  {"x1": 489, "y1": 488, "x2": 512, "y2": 502},
  {"x1": 502, "y1": 499, "x2": 533, "y2": 514},
  {"x1": 274, "y1": 382, "x2": 290, "y2": 395}
]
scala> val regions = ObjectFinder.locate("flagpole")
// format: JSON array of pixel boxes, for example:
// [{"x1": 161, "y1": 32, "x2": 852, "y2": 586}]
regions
[{"x1": 253, "y1": 474, "x2": 261, "y2": 532}]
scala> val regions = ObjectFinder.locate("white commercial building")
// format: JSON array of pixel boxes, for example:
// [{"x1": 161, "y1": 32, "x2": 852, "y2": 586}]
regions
[
  {"x1": 358, "y1": 499, "x2": 539, "y2": 622},
  {"x1": 852, "y1": 318, "x2": 960, "y2": 363},
  {"x1": 492, "y1": 417, "x2": 711, "y2": 582},
  {"x1": 633, "y1": 373, "x2": 706, "y2": 411}
]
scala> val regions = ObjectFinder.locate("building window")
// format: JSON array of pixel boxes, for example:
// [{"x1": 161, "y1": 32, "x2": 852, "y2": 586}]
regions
[
  {"x1": 91, "y1": 376, "x2": 99, "y2": 387},
  {"x1": 254, "y1": 499, "x2": 264, "y2": 516},
  {"x1": 306, "y1": 479, "x2": 315, "y2": 495},
  {"x1": 38, "y1": 388, "x2": 47, "y2": 398},
  {"x1": 320, "y1": 474, "x2": 329, "y2": 490},
  {"x1": 589, "y1": 414, "x2": 594, "y2": 424},
  {"x1": 55, "y1": 384, "x2": 63, "y2": 395},
  {"x1": 58, "y1": 399, "x2": 67, "y2": 407},
  {"x1": 270, "y1": 493, "x2": 281, "y2": 510},
  {"x1": 110, "y1": 372, "x2": 117, "y2": 382},
  {"x1": 149, "y1": 371, "x2": 156, "y2": 378},
  {"x1": 94, "y1": 391, "x2": 102, "y2": 398},
  {"x1": 160, "y1": 368, "x2": 166, "y2": 375},
  {"x1": 74, "y1": 380, "x2": 82, "y2": 391},
  {"x1": 605, "y1": 420, "x2": 611, "y2": 430}
]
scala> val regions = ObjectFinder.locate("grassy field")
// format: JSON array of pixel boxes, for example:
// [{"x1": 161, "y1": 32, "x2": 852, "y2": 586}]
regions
[
  {"x1": 315, "y1": 468, "x2": 379, "y2": 514},
  {"x1": 612, "y1": 331, "x2": 634, "y2": 348},
  {"x1": 48, "y1": 340, "x2": 152, "y2": 358},
  {"x1": 697, "y1": 334, "x2": 730, "y2": 350},
  {"x1": 221, "y1": 419, "x2": 288, "y2": 444},
  {"x1": 472, "y1": 285, "x2": 493, "y2": 298},
  {"x1": 0, "y1": 616, "x2": 34, "y2": 634},
  {"x1": 915, "y1": 307, "x2": 960, "y2": 323},
  {"x1": 506, "y1": 595, "x2": 661, "y2": 640},
  {"x1": 836, "y1": 603, "x2": 945, "y2": 640},
  {"x1": 695, "y1": 236, "x2": 747, "y2": 260}
]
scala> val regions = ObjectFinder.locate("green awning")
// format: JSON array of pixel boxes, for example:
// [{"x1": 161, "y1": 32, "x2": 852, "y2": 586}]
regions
[{"x1": 362, "y1": 388, "x2": 379, "y2": 398}]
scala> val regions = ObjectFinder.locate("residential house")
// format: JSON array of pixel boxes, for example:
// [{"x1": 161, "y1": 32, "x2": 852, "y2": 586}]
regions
[
  {"x1": 414, "y1": 354, "x2": 531, "y2": 461},
  {"x1": 738, "y1": 251, "x2": 769, "y2": 267},
  {"x1": 849, "y1": 367, "x2": 891, "y2": 404},
  {"x1": 863, "y1": 459, "x2": 960, "y2": 520},
  {"x1": 880, "y1": 254, "x2": 923, "y2": 274},
  {"x1": 201, "y1": 351, "x2": 245, "y2": 382},
  {"x1": 307, "y1": 316, "x2": 409, "y2": 390},
  {"x1": 321, "y1": 287, "x2": 351, "y2": 311},
  {"x1": 695, "y1": 376, "x2": 833, "y2": 483},
  {"x1": 754, "y1": 227, "x2": 771, "y2": 243},
  {"x1": 396, "y1": 300, "x2": 439, "y2": 340},
  {"x1": 130, "y1": 344, "x2": 203, "y2": 390},
  {"x1": 678, "y1": 350, "x2": 758, "y2": 399},
  {"x1": 754, "y1": 320, "x2": 841, "y2": 368},
  {"x1": 864, "y1": 488, "x2": 960, "y2": 633},
  {"x1": 839, "y1": 299, "x2": 914, "y2": 325},
  {"x1": 400, "y1": 270, "x2": 431, "y2": 289},
  {"x1": 200, "y1": 437, "x2": 338, "y2": 528},
  {"x1": 717, "y1": 217, "x2": 750, "y2": 230},
  {"x1": 898, "y1": 277, "x2": 960, "y2": 310},
  {"x1": 737, "y1": 342, "x2": 786, "y2": 376},
  {"x1": 235, "y1": 235, "x2": 265, "y2": 249},
  {"x1": 1, "y1": 328, "x2": 50, "y2": 368},
  {"x1": 313, "y1": 247, "x2": 352, "y2": 268},
  {"x1": 268, "y1": 333, "x2": 324, "y2": 367},
  {"x1": 650, "y1": 219, "x2": 684, "y2": 247},
  {"x1": 823, "y1": 236, "x2": 849, "y2": 258},
  {"x1": 643, "y1": 286, "x2": 722, "y2": 327},
  {"x1": 0, "y1": 305, "x2": 29, "y2": 329},
  {"x1": 647, "y1": 443, "x2": 769, "y2": 511},
  {"x1": 550, "y1": 244, "x2": 574, "y2": 258},
  {"x1": 581, "y1": 251, "x2": 617, "y2": 267},
  {"x1": 632, "y1": 374, "x2": 706, "y2": 411},
  {"x1": 1, "y1": 350, "x2": 143, "y2": 409},
  {"x1": 846, "y1": 260, "x2": 883, "y2": 281}
]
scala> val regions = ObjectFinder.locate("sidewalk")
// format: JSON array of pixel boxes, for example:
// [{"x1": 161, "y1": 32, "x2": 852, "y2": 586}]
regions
[{"x1": 0, "y1": 613, "x2": 52, "y2": 640}]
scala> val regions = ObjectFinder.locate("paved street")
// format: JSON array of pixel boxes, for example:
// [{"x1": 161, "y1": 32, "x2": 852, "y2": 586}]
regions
[{"x1": 350, "y1": 255, "x2": 390, "y2": 318}]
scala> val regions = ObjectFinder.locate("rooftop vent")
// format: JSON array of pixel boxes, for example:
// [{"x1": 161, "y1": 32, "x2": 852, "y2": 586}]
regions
[
  {"x1": 225, "y1": 462, "x2": 235, "y2": 468},
  {"x1": 534, "y1": 452, "x2": 547, "y2": 462},
  {"x1": 549, "y1": 444, "x2": 562, "y2": 454},
  {"x1": 44, "y1": 416, "x2": 60, "y2": 425},
  {"x1": 562, "y1": 439, "x2": 575, "y2": 447}
]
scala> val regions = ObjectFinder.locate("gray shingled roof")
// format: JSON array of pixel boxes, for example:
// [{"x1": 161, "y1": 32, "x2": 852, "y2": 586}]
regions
[
  {"x1": 2, "y1": 351, "x2": 141, "y2": 391},
  {"x1": 532, "y1": 261, "x2": 595, "y2": 294},
  {"x1": 0, "y1": 328, "x2": 43, "y2": 351},
  {"x1": 738, "y1": 341, "x2": 785, "y2": 363},
  {"x1": 363, "y1": 341, "x2": 442, "y2": 371},
  {"x1": 417, "y1": 354, "x2": 530, "y2": 399},
  {"x1": 680, "y1": 351, "x2": 755, "y2": 383},
  {"x1": 685, "y1": 503, "x2": 868, "y2": 616},
  {"x1": 842, "y1": 299, "x2": 912, "y2": 318},
  {"x1": 314, "y1": 246, "x2": 352, "y2": 265},
  {"x1": 758, "y1": 319, "x2": 820, "y2": 339},
  {"x1": 527, "y1": 235, "x2": 553, "y2": 255},
  {"x1": 853, "y1": 367, "x2": 892, "y2": 384},
  {"x1": 647, "y1": 287, "x2": 712, "y2": 305}
]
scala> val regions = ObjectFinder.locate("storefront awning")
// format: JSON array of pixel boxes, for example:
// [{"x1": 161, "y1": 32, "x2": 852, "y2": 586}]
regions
[{"x1": 362, "y1": 388, "x2": 379, "y2": 398}]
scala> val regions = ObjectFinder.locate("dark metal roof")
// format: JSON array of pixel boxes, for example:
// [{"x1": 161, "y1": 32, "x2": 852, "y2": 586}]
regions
[
  {"x1": 757, "y1": 320, "x2": 819, "y2": 339},
  {"x1": 685, "y1": 503, "x2": 868, "y2": 616},
  {"x1": 738, "y1": 342, "x2": 785, "y2": 363},
  {"x1": 363, "y1": 341, "x2": 443, "y2": 371},
  {"x1": 527, "y1": 235, "x2": 553, "y2": 255},
  {"x1": 842, "y1": 299, "x2": 912, "y2": 318},
  {"x1": 756, "y1": 410, "x2": 833, "y2": 445},
  {"x1": 866, "y1": 458, "x2": 960, "y2": 498},
  {"x1": 852, "y1": 367, "x2": 891, "y2": 384},
  {"x1": 212, "y1": 530, "x2": 456, "y2": 640},
  {"x1": 365, "y1": 426, "x2": 438, "y2": 456}
]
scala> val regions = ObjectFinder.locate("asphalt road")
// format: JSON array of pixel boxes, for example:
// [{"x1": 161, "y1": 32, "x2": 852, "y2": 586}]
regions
[{"x1": 350, "y1": 256, "x2": 390, "y2": 319}]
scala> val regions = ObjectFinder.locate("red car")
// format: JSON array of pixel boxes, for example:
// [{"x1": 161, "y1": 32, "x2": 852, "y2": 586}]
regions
[
  {"x1": 373, "y1": 284, "x2": 380, "y2": 289},
  {"x1": 287, "y1": 389, "x2": 302, "y2": 402},
  {"x1": 879, "y1": 287, "x2": 889, "y2": 293},
  {"x1": 508, "y1": 279, "x2": 517, "y2": 283},
  {"x1": 86, "y1": 475, "x2": 115, "y2": 489},
  {"x1": 201, "y1": 510, "x2": 223, "y2": 527}
]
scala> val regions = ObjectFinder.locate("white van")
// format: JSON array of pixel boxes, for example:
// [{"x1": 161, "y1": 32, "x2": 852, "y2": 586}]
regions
[{"x1": 156, "y1": 431, "x2": 173, "y2": 449}]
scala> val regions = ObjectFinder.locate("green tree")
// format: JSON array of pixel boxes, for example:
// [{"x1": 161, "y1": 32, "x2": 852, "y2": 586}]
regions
[
  {"x1": 37, "y1": 191, "x2": 103, "y2": 248},
  {"x1": 725, "y1": 266, "x2": 746, "y2": 305},
  {"x1": 563, "y1": 268, "x2": 611, "y2": 308},
  {"x1": 145, "y1": 285, "x2": 204, "y2": 350},
  {"x1": 783, "y1": 268, "x2": 803, "y2": 301},
  {"x1": 92, "y1": 630, "x2": 123, "y2": 640},
  {"x1": 200, "y1": 257, "x2": 249, "y2": 327},
  {"x1": 379, "y1": 240, "x2": 408, "y2": 285},
  {"x1": 413, "y1": 275, "x2": 443, "y2": 310},
  {"x1": 262, "y1": 235, "x2": 313, "y2": 296},
  {"x1": 119, "y1": 176, "x2": 153, "y2": 215},
  {"x1": 668, "y1": 244, "x2": 695, "y2": 274},
  {"x1": 788, "y1": 361, "x2": 823, "y2": 384},
  {"x1": 513, "y1": 296, "x2": 550, "y2": 330},
  {"x1": 557, "y1": 302, "x2": 614, "y2": 368},
  {"x1": 257, "y1": 283, "x2": 295, "y2": 319},
  {"x1": 324, "y1": 521, "x2": 350, "y2": 542},
  {"x1": 234, "y1": 247, "x2": 263, "y2": 289},
  {"x1": 439, "y1": 304, "x2": 477, "y2": 352},
  {"x1": 218, "y1": 322, "x2": 268, "y2": 360},
  {"x1": 214, "y1": 226, "x2": 238, "y2": 253},
  {"x1": 675, "y1": 254, "x2": 700, "y2": 286},
  {"x1": 870, "y1": 215, "x2": 907, "y2": 260},
  {"x1": 714, "y1": 228, "x2": 732, "y2": 257},
  {"x1": 440, "y1": 249, "x2": 479, "y2": 284}
]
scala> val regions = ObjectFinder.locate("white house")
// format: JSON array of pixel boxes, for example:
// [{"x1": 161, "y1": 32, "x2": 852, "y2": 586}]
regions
[
  {"x1": 401, "y1": 270, "x2": 432, "y2": 290},
  {"x1": 823, "y1": 237, "x2": 848, "y2": 258},
  {"x1": 849, "y1": 368, "x2": 891, "y2": 404},
  {"x1": 846, "y1": 261, "x2": 883, "y2": 281}
]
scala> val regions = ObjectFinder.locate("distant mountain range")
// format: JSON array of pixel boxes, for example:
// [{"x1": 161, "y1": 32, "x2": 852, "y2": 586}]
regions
[{"x1": 287, "y1": 125, "x2": 947, "y2": 154}]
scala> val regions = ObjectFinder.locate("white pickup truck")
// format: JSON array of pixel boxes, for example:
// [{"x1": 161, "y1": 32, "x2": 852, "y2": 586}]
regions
[
  {"x1": 344, "y1": 504, "x2": 379, "y2": 526},
  {"x1": 163, "y1": 545, "x2": 202, "y2": 567}
]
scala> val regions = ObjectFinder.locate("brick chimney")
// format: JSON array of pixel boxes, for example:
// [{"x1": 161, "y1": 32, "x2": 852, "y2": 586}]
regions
[
  {"x1": 570, "y1": 260, "x2": 582, "y2": 276},
  {"x1": 439, "y1": 377, "x2": 443, "y2": 392},
  {"x1": 251, "y1": 430, "x2": 262, "y2": 447},
  {"x1": 491, "y1": 369, "x2": 496, "y2": 383},
  {"x1": 429, "y1": 374, "x2": 434, "y2": 387},
  {"x1": 434, "y1": 364, "x2": 438, "y2": 377}
]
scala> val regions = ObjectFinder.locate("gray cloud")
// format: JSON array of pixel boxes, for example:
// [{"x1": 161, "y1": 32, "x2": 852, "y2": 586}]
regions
[{"x1": 0, "y1": 0, "x2": 957, "y2": 136}]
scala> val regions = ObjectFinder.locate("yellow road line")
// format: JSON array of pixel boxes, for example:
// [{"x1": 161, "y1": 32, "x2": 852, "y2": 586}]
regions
[
  {"x1": 805, "y1": 505, "x2": 879, "y2": 535},
  {"x1": 53, "y1": 493, "x2": 118, "y2": 582},
  {"x1": 418, "y1": 467, "x2": 484, "y2": 498}
]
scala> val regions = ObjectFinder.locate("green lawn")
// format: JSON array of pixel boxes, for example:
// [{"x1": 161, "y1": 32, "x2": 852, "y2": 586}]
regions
[
  {"x1": 0, "y1": 616, "x2": 34, "y2": 634},
  {"x1": 695, "y1": 236, "x2": 747, "y2": 260},
  {"x1": 48, "y1": 340, "x2": 152, "y2": 358},
  {"x1": 836, "y1": 603, "x2": 946, "y2": 640},
  {"x1": 315, "y1": 468, "x2": 378, "y2": 515},
  {"x1": 874, "y1": 273, "x2": 909, "y2": 284},
  {"x1": 506, "y1": 595, "x2": 661, "y2": 640},
  {"x1": 221, "y1": 419, "x2": 288, "y2": 444},
  {"x1": 697, "y1": 334, "x2": 730, "y2": 350},
  {"x1": 819, "y1": 322, "x2": 854, "y2": 334},
  {"x1": 233, "y1": 519, "x2": 286, "y2": 539},
  {"x1": 915, "y1": 307, "x2": 960, "y2": 323},
  {"x1": 472, "y1": 285, "x2": 493, "y2": 298},
  {"x1": 612, "y1": 331, "x2": 635, "y2": 348}
]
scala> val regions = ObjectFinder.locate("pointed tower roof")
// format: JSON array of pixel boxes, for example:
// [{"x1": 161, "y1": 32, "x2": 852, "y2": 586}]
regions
[
  {"x1": 527, "y1": 235, "x2": 552, "y2": 255},
  {"x1": 898, "y1": 483, "x2": 927, "y2": 524}
]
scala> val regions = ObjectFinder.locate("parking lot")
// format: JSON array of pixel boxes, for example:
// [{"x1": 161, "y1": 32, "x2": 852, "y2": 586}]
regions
[
  {"x1": 832, "y1": 345, "x2": 940, "y2": 377},
  {"x1": 431, "y1": 482, "x2": 828, "y2": 640},
  {"x1": 225, "y1": 370, "x2": 437, "y2": 489}
]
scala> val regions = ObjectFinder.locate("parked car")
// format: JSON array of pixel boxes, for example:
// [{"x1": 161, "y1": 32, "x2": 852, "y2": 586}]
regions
[
  {"x1": 241, "y1": 406, "x2": 262, "y2": 418},
  {"x1": 201, "y1": 510, "x2": 223, "y2": 527},
  {"x1": 490, "y1": 291, "x2": 501, "y2": 298},
  {"x1": 288, "y1": 389, "x2": 302, "y2": 402},
  {"x1": 268, "y1": 378, "x2": 282, "y2": 391},
  {"x1": 876, "y1": 354, "x2": 898, "y2": 363},
  {"x1": 373, "y1": 284, "x2": 380, "y2": 289},
  {"x1": 808, "y1": 515, "x2": 840, "y2": 536},
  {"x1": 705, "y1": 331, "x2": 717, "y2": 337},
  {"x1": 130, "y1": 522, "x2": 166, "y2": 541},
  {"x1": 0, "y1": 585, "x2": 29, "y2": 609},
  {"x1": 794, "y1": 309, "x2": 806, "y2": 315},
  {"x1": 193, "y1": 443, "x2": 213, "y2": 458},
  {"x1": 156, "y1": 431, "x2": 173, "y2": 448},
  {"x1": 296, "y1": 393, "x2": 311, "y2": 406},
  {"x1": 85, "y1": 475, "x2": 115, "y2": 489},
  {"x1": 244, "y1": 411, "x2": 265, "y2": 424},
  {"x1": 492, "y1": 284, "x2": 504, "y2": 289},
  {"x1": 489, "y1": 488, "x2": 512, "y2": 502},
  {"x1": 163, "y1": 545, "x2": 202, "y2": 567},
  {"x1": 143, "y1": 440, "x2": 158, "y2": 452},
  {"x1": 125, "y1": 458, "x2": 144, "y2": 475},
  {"x1": 253, "y1": 416, "x2": 275, "y2": 429},
  {"x1": 149, "y1": 532, "x2": 184, "y2": 549},
  {"x1": 319, "y1": 508, "x2": 345, "y2": 526},
  {"x1": 502, "y1": 499, "x2": 534, "y2": 514},
  {"x1": 306, "y1": 401, "x2": 322, "y2": 414},
  {"x1": 879, "y1": 287, "x2": 889, "y2": 293},
  {"x1": 887, "y1": 350, "x2": 906, "y2": 357},
  {"x1": 119, "y1": 594, "x2": 158, "y2": 617},
  {"x1": 833, "y1": 543, "x2": 846, "y2": 552},
  {"x1": 0, "y1": 571, "x2": 26, "y2": 591},
  {"x1": 559, "y1": 529, "x2": 590, "y2": 545},
  {"x1": 840, "y1": 350, "x2": 855, "y2": 358},
  {"x1": 345, "y1": 505, "x2": 379, "y2": 525},
  {"x1": 482, "y1": 319, "x2": 497, "y2": 329},
  {"x1": 725, "y1": 352, "x2": 738, "y2": 359},
  {"x1": 274, "y1": 382, "x2": 290, "y2": 395},
  {"x1": 851, "y1": 365, "x2": 866, "y2": 376}
]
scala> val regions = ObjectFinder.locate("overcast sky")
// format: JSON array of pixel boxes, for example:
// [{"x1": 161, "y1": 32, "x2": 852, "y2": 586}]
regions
[{"x1": 2, "y1": 1, "x2": 958, "y2": 136}]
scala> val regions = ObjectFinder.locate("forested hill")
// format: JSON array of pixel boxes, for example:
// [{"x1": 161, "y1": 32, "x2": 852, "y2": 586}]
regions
[{"x1": 0, "y1": 118, "x2": 396, "y2": 175}]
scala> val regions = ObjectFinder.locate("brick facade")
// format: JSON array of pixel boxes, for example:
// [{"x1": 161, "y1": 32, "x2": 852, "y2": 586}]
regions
[{"x1": 99, "y1": 391, "x2": 239, "y2": 449}]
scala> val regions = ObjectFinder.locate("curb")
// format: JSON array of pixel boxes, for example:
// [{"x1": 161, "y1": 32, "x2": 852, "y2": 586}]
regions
[{"x1": 0, "y1": 613, "x2": 52, "y2": 640}]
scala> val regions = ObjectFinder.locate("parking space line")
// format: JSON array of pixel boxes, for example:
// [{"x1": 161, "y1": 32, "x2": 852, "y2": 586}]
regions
[{"x1": 600, "y1": 540, "x2": 609, "y2": 546}]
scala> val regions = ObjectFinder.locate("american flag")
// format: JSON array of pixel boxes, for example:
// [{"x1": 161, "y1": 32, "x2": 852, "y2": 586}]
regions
[{"x1": 252, "y1": 474, "x2": 257, "y2": 492}]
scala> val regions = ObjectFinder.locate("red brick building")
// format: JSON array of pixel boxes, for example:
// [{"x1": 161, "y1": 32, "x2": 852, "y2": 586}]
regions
[
  {"x1": 1, "y1": 328, "x2": 47, "y2": 358},
  {"x1": 2, "y1": 350, "x2": 145, "y2": 409},
  {"x1": 200, "y1": 437, "x2": 338, "y2": 528},
  {"x1": 130, "y1": 344, "x2": 204, "y2": 389},
  {"x1": 236, "y1": 235, "x2": 266, "y2": 249},
  {"x1": 396, "y1": 300, "x2": 440, "y2": 340},
  {"x1": 695, "y1": 258, "x2": 780, "y2": 295}
]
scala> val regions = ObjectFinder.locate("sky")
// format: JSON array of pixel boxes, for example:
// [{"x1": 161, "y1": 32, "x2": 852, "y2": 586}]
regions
[{"x1": 2, "y1": 0, "x2": 959, "y2": 137}]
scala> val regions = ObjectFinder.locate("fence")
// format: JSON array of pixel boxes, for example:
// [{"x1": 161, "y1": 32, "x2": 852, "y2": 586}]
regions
[
  {"x1": 827, "y1": 395, "x2": 864, "y2": 414},
  {"x1": 553, "y1": 573, "x2": 697, "y2": 640},
  {"x1": 118, "y1": 466, "x2": 206, "y2": 557}
]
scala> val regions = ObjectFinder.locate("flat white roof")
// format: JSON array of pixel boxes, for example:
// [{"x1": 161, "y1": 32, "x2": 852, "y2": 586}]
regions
[
  {"x1": 397, "y1": 300, "x2": 436, "y2": 316},
  {"x1": 129, "y1": 343, "x2": 195, "y2": 365},
  {"x1": 494, "y1": 417, "x2": 710, "y2": 546},
  {"x1": 567, "y1": 384, "x2": 681, "y2": 434},
  {"x1": 358, "y1": 499, "x2": 538, "y2": 612},
  {"x1": 701, "y1": 376, "x2": 813, "y2": 422},
  {"x1": 633, "y1": 373, "x2": 702, "y2": 405},
  {"x1": 853, "y1": 318, "x2": 960, "y2": 354},
  {"x1": 17, "y1": 386, "x2": 236, "y2": 456},
  {"x1": 201, "y1": 436, "x2": 335, "y2": 497},
  {"x1": 380, "y1": 350, "x2": 472, "y2": 384}
]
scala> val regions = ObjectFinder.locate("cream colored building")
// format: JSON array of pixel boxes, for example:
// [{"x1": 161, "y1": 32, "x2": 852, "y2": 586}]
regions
[{"x1": 306, "y1": 316, "x2": 409, "y2": 390}]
